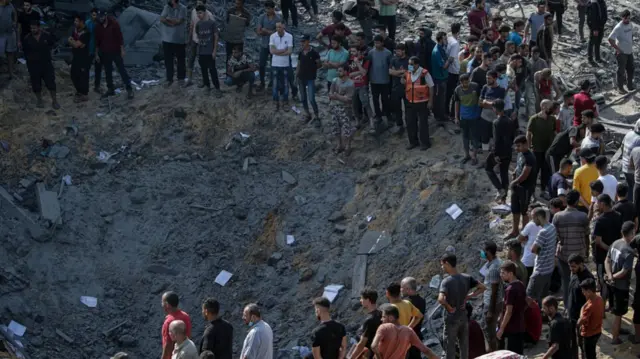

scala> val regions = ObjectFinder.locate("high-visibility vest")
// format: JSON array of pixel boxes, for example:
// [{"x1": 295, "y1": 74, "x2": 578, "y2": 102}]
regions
[{"x1": 405, "y1": 69, "x2": 430, "y2": 103}]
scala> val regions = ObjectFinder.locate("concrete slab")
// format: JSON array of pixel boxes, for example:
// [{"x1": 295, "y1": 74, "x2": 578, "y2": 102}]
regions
[
  {"x1": 0, "y1": 186, "x2": 46, "y2": 240},
  {"x1": 357, "y1": 230, "x2": 391, "y2": 255},
  {"x1": 351, "y1": 254, "x2": 367, "y2": 298},
  {"x1": 35, "y1": 183, "x2": 62, "y2": 225}
]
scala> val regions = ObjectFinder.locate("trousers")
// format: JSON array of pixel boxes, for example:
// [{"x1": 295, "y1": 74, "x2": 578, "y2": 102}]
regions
[
  {"x1": 548, "y1": 3, "x2": 565, "y2": 35},
  {"x1": 581, "y1": 333, "x2": 600, "y2": 359},
  {"x1": 534, "y1": 151, "x2": 550, "y2": 191},
  {"x1": 98, "y1": 52, "x2": 131, "y2": 91},
  {"x1": 460, "y1": 118, "x2": 480, "y2": 154},
  {"x1": 27, "y1": 61, "x2": 56, "y2": 93},
  {"x1": 272, "y1": 66, "x2": 289, "y2": 101},
  {"x1": 498, "y1": 332, "x2": 524, "y2": 355},
  {"x1": 616, "y1": 53, "x2": 635, "y2": 89},
  {"x1": 577, "y1": 5, "x2": 587, "y2": 39},
  {"x1": 446, "y1": 73, "x2": 459, "y2": 118},
  {"x1": 198, "y1": 55, "x2": 220, "y2": 89},
  {"x1": 390, "y1": 90, "x2": 404, "y2": 126},
  {"x1": 443, "y1": 315, "x2": 469, "y2": 359},
  {"x1": 90, "y1": 54, "x2": 102, "y2": 90},
  {"x1": 71, "y1": 57, "x2": 90, "y2": 95},
  {"x1": 370, "y1": 83, "x2": 390, "y2": 118},
  {"x1": 281, "y1": 0, "x2": 298, "y2": 26},
  {"x1": 486, "y1": 154, "x2": 511, "y2": 192},
  {"x1": 433, "y1": 80, "x2": 448, "y2": 122},
  {"x1": 378, "y1": 15, "x2": 396, "y2": 39},
  {"x1": 163, "y1": 42, "x2": 186, "y2": 82},
  {"x1": 405, "y1": 101, "x2": 431, "y2": 147},
  {"x1": 299, "y1": 79, "x2": 319, "y2": 115},
  {"x1": 588, "y1": 27, "x2": 604, "y2": 61},
  {"x1": 352, "y1": 85, "x2": 373, "y2": 121}
]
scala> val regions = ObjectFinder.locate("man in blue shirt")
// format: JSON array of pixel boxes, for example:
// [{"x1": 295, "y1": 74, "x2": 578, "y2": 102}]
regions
[
  {"x1": 86, "y1": 8, "x2": 102, "y2": 93},
  {"x1": 431, "y1": 31, "x2": 451, "y2": 125}
]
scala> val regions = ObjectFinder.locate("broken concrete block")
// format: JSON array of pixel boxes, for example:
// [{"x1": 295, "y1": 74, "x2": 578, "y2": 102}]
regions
[
  {"x1": 0, "y1": 186, "x2": 46, "y2": 240},
  {"x1": 19, "y1": 178, "x2": 36, "y2": 188},
  {"x1": 328, "y1": 211, "x2": 345, "y2": 222},
  {"x1": 282, "y1": 170, "x2": 297, "y2": 185},
  {"x1": 267, "y1": 252, "x2": 282, "y2": 266},
  {"x1": 243, "y1": 158, "x2": 249, "y2": 172},
  {"x1": 35, "y1": 183, "x2": 62, "y2": 225},
  {"x1": 334, "y1": 224, "x2": 347, "y2": 233},
  {"x1": 357, "y1": 231, "x2": 391, "y2": 255}
]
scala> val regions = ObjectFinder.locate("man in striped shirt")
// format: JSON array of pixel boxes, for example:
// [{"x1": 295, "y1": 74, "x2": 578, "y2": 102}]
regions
[{"x1": 527, "y1": 207, "x2": 557, "y2": 308}]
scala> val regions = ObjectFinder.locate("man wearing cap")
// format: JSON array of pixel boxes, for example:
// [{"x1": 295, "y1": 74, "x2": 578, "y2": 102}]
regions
[
  {"x1": 573, "y1": 148, "x2": 599, "y2": 212},
  {"x1": 95, "y1": 10, "x2": 133, "y2": 99}
]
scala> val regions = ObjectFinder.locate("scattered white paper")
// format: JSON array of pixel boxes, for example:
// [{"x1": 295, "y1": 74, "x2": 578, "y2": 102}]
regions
[
  {"x1": 17, "y1": 58, "x2": 26, "y2": 64},
  {"x1": 8, "y1": 321, "x2": 26, "y2": 337},
  {"x1": 114, "y1": 88, "x2": 122, "y2": 94},
  {"x1": 489, "y1": 217, "x2": 502, "y2": 229},
  {"x1": 80, "y1": 296, "x2": 97, "y2": 307},
  {"x1": 291, "y1": 106, "x2": 301, "y2": 114},
  {"x1": 479, "y1": 263, "x2": 489, "y2": 277},
  {"x1": 429, "y1": 274, "x2": 441, "y2": 289},
  {"x1": 215, "y1": 270, "x2": 233, "y2": 286},
  {"x1": 491, "y1": 204, "x2": 511, "y2": 213},
  {"x1": 240, "y1": 132, "x2": 250, "y2": 139},
  {"x1": 141, "y1": 79, "x2": 160, "y2": 86},
  {"x1": 286, "y1": 235, "x2": 295, "y2": 245},
  {"x1": 96, "y1": 112, "x2": 105, "y2": 117},
  {"x1": 366, "y1": 215, "x2": 375, "y2": 222},
  {"x1": 322, "y1": 284, "x2": 344, "y2": 303},
  {"x1": 62, "y1": 175, "x2": 72, "y2": 186},
  {"x1": 446, "y1": 204, "x2": 463, "y2": 220}
]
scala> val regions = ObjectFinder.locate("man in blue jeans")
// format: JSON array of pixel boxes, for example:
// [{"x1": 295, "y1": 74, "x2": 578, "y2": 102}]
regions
[
  {"x1": 225, "y1": 46, "x2": 256, "y2": 98},
  {"x1": 296, "y1": 34, "x2": 321, "y2": 124},
  {"x1": 269, "y1": 22, "x2": 293, "y2": 111}
]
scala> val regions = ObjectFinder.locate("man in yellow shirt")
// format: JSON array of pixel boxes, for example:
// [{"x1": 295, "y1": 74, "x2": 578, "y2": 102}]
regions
[
  {"x1": 385, "y1": 282, "x2": 424, "y2": 328},
  {"x1": 573, "y1": 148, "x2": 599, "y2": 212}
]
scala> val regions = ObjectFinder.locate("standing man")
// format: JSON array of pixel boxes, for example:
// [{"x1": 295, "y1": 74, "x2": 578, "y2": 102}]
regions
[
  {"x1": 348, "y1": 44, "x2": 372, "y2": 131},
  {"x1": 573, "y1": 149, "x2": 599, "y2": 211},
  {"x1": 269, "y1": 22, "x2": 293, "y2": 111},
  {"x1": 605, "y1": 221, "x2": 636, "y2": 345},
  {"x1": 547, "y1": 0, "x2": 567, "y2": 36},
  {"x1": 161, "y1": 292, "x2": 192, "y2": 359},
  {"x1": 595, "y1": 155, "x2": 618, "y2": 199},
  {"x1": 454, "y1": 73, "x2": 481, "y2": 164},
  {"x1": 508, "y1": 136, "x2": 536, "y2": 238},
  {"x1": 554, "y1": 189, "x2": 590, "y2": 307},
  {"x1": 17, "y1": 0, "x2": 39, "y2": 49},
  {"x1": 95, "y1": 11, "x2": 134, "y2": 99},
  {"x1": 541, "y1": 297, "x2": 573, "y2": 359},
  {"x1": 438, "y1": 252, "x2": 486, "y2": 359},
  {"x1": 614, "y1": 183, "x2": 638, "y2": 227},
  {"x1": 0, "y1": 0, "x2": 17, "y2": 79},
  {"x1": 527, "y1": 207, "x2": 557, "y2": 308},
  {"x1": 351, "y1": 288, "x2": 381, "y2": 359},
  {"x1": 496, "y1": 261, "x2": 527, "y2": 355},
  {"x1": 68, "y1": 14, "x2": 91, "y2": 103},
  {"x1": 592, "y1": 194, "x2": 623, "y2": 311},
  {"x1": 432, "y1": 31, "x2": 451, "y2": 126},
  {"x1": 389, "y1": 43, "x2": 409, "y2": 134},
  {"x1": 566, "y1": 254, "x2": 595, "y2": 359},
  {"x1": 523, "y1": 1, "x2": 547, "y2": 49},
  {"x1": 368, "y1": 35, "x2": 392, "y2": 127},
  {"x1": 587, "y1": 0, "x2": 607, "y2": 65},
  {"x1": 371, "y1": 305, "x2": 438, "y2": 359},
  {"x1": 578, "y1": 279, "x2": 604, "y2": 359},
  {"x1": 240, "y1": 304, "x2": 273, "y2": 359},
  {"x1": 402, "y1": 56, "x2": 434, "y2": 150},
  {"x1": 608, "y1": 10, "x2": 635, "y2": 93},
  {"x1": 481, "y1": 240, "x2": 503, "y2": 352},
  {"x1": 536, "y1": 13, "x2": 554, "y2": 62},
  {"x1": 324, "y1": 36, "x2": 349, "y2": 91},
  {"x1": 223, "y1": 0, "x2": 250, "y2": 63},
  {"x1": 317, "y1": 11, "x2": 352, "y2": 48},
  {"x1": 486, "y1": 99, "x2": 512, "y2": 202},
  {"x1": 401, "y1": 277, "x2": 426, "y2": 359},
  {"x1": 468, "y1": 0, "x2": 488, "y2": 38},
  {"x1": 329, "y1": 65, "x2": 355, "y2": 156},
  {"x1": 169, "y1": 321, "x2": 198, "y2": 359},
  {"x1": 548, "y1": 159, "x2": 572, "y2": 199},
  {"x1": 506, "y1": 239, "x2": 529, "y2": 285},
  {"x1": 446, "y1": 23, "x2": 462, "y2": 121},
  {"x1": 620, "y1": 119, "x2": 640, "y2": 190},
  {"x1": 385, "y1": 282, "x2": 423, "y2": 328},
  {"x1": 199, "y1": 298, "x2": 233, "y2": 358},
  {"x1": 377, "y1": 0, "x2": 398, "y2": 40},
  {"x1": 418, "y1": 28, "x2": 435, "y2": 73},
  {"x1": 196, "y1": 5, "x2": 222, "y2": 96},
  {"x1": 22, "y1": 21, "x2": 59, "y2": 109},
  {"x1": 311, "y1": 297, "x2": 347, "y2": 359},
  {"x1": 256, "y1": 1, "x2": 280, "y2": 91},
  {"x1": 576, "y1": 0, "x2": 590, "y2": 42},
  {"x1": 85, "y1": 9, "x2": 100, "y2": 93},
  {"x1": 298, "y1": 35, "x2": 321, "y2": 123},
  {"x1": 160, "y1": 0, "x2": 188, "y2": 87},
  {"x1": 280, "y1": 0, "x2": 298, "y2": 28},
  {"x1": 186, "y1": 0, "x2": 212, "y2": 86},
  {"x1": 478, "y1": 70, "x2": 506, "y2": 154},
  {"x1": 573, "y1": 80, "x2": 598, "y2": 126},
  {"x1": 527, "y1": 100, "x2": 557, "y2": 198}
]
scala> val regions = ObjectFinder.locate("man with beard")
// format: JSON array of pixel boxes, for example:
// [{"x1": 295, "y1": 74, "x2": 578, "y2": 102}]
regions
[
  {"x1": 527, "y1": 100, "x2": 558, "y2": 198},
  {"x1": 311, "y1": 297, "x2": 347, "y2": 359},
  {"x1": 17, "y1": 0, "x2": 39, "y2": 47},
  {"x1": 496, "y1": 261, "x2": 527, "y2": 354},
  {"x1": 240, "y1": 304, "x2": 273, "y2": 359},
  {"x1": 199, "y1": 298, "x2": 233, "y2": 358},
  {"x1": 68, "y1": 14, "x2": 91, "y2": 103},
  {"x1": 389, "y1": 43, "x2": 409, "y2": 134},
  {"x1": 467, "y1": 46, "x2": 484, "y2": 75},
  {"x1": 22, "y1": 20, "x2": 59, "y2": 109},
  {"x1": 95, "y1": 10, "x2": 133, "y2": 99},
  {"x1": 401, "y1": 277, "x2": 426, "y2": 359},
  {"x1": 608, "y1": 10, "x2": 635, "y2": 93},
  {"x1": 351, "y1": 289, "x2": 381, "y2": 359}
]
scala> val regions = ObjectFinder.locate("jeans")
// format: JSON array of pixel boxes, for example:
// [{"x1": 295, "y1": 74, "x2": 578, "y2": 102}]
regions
[
  {"x1": 578, "y1": 5, "x2": 587, "y2": 39},
  {"x1": 443, "y1": 315, "x2": 469, "y2": 359},
  {"x1": 486, "y1": 154, "x2": 511, "y2": 192},
  {"x1": 446, "y1": 74, "x2": 459, "y2": 118},
  {"x1": 287, "y1": 64, "x2": 298, "y2": 97},
  {"x1": 378, "y1": 15, "x2": 397, "y2": 39},
  {"x1": 370, "y1": 83, "x2": 390, "y2": 118},
  {"x1": 224, "y1": 71, "x2": 255, "y2": 87},
  {"x1": 71, "y1": 57, "x2": 90, "y2": 95},
  {"x1": 352, "y1": 85, "x2": 373, "y2": 122},
  {"x1": 460, "y1": 118, "x2": 480, "y2": 155},
  {"x1": 163, "y1": 42, "x2": 186, "y2": 82},
  {"x1": 359, "y1": 17, "x2": 373, "y2": 44},
  {"x1": 588, "y1": 27, "x2": 604, "y2": 61},
  {"x1": 281, "y1": 0, "x2": 298, "y2": 26},
  {"x1": 483, "y1": 303, "x2": 503, "y2": 352},
  {"x1": 198, "y1": 55, "x2": 220, "y2": 89},
  {"x1": 548, "y1": 3, "x2": 565, "y2": 35},
  {"x1": 433, "y1": 80, "x2": 448, "y2": 122},
  {"x1": 390, "y1": 90, "x2": 404, "y2": 126},
  {"x1": 557, "y1": 259, "x2": 571, "y2": 311},
  {"x1": 582, "y1": 333, "x2": 600, "y2": 359},
  {"x1": 616, "y1": 53, "x2": 635, "y2": 89},
  {"x1": 272, "y1": 66, "x2": 289, "y2": 101},
  {"x1": 405, "y1": 101, "x2": 431, "y2": 147},
  {"x1": 498, "y1": 332, "x2": 524, "y2": 355},
  {"x1": 100, "y1": 52, "x2": 131, "y2": 91},
  {"x1": 534, "y1": 151, "x2": 550, "y2": 191},
  {"x1": 299, "y1": 79, "x2": 318, "y2": 115},
  {"x1": 258, "y1": 47, "x2": 271, "y2": 85},
  {"x1": 527, "y1": 272, "x2": 552, "y2": 309}
]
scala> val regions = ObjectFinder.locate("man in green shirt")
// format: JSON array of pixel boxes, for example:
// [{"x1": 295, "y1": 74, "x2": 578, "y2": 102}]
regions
[
  {"x1": 527, "y1": 99, "x2": 558, "y2": 199},
  {"x1": 377, "y1": 0, "x2": 398, "y2": 40}
]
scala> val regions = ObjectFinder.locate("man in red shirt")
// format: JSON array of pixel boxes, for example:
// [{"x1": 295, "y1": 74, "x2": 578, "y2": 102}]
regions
[
  {"x1": 161, "y1": 291, "x2": 192, "y2": 359},
  {"x1": 573, "y1": 80, "x2": 598, "y2": 126},
  {"x1": 347, "y1": 44, "x2": 373, "y2": 131},
  {"x1": 468, "y1": 0, "x2": 488, "y2": 38},
  {"x1": 95, "y1": 10, "x2": 133, "y2": 99}
]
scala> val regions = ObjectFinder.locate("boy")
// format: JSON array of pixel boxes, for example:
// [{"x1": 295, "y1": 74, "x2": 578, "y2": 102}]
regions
[
  {"x1": 613, "y1": 183, "x2": 638, "y2": 228},
  {"x1": 578, "y1": 278, "x2": 604, "y2": 359},
  {"x1": 195, "y1": 5, "x2": 222, "y2": 96},
  {"x1": 506, "y1": 239, "x2": 528, "y2": 285}
]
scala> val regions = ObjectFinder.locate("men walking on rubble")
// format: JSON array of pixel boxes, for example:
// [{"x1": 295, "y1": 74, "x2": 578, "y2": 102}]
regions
[
  {"x1": 186, "y1": 0, "x2": 212, "y2": 87},
  {"x1": 199, "y1": 298, "x2": 233, "y2": 358},
  {"x1": 161, "y1": 291, "x2": 192, "y2": 359},
  {"x1": 608, "y1": 9, "x2": 635, "y2": 93},
  {"x1": 23, "y1": 20, "x2": 59, "y2": 109},
  {"x1": 68, "y1": 14, "x2": 91, "y2": 103},
  {"x1": 241, "y1": 303, "x2": 273, "y2": 359},
  {"x1": 0, "y1": 0, "x2": 17, "y2": 79},
  {"x1": 486, "y1": 99, "x2": 512, "y2": 202},
  {"x1": 160, "y1": 0, "x2": 187, "y2": 87},
  {"x1": 95, "y1": 10, "x2": 134, "y2": 99}
]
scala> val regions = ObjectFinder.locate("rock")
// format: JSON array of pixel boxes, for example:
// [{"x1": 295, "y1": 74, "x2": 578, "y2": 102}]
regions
[
  {"x1": 248, "y1": 157, "x2": 257, "y2": 165},
  {"x1": 294, "y1": 195, "x2": 306, "y2": 205},
  {"x1": 29, "y1": 336, "x2": 43, "y2": 347},
  {"x1": 104, "y1": 216, "x2": 113, "y2": 224},
  {"x1": 315, "y1": 267, "x2": 327, "y2": 283},
  {"x1": 129, "y1": 189, "x2": 147, "y2": 204},
  {"x1": 299, "y1": 267, "x2": 314, "y2": 282},
  {"x1": 415, "y1": 223, "x2": 427, "y2": 234},
  {"x1": 151, "y1": 282, "x2": 169, "y2": 294},
  {"x1": 234, "y1": 207, "x2": 248, "y2": 220},
  {"x1": 268, "y1": 252, "x2": 283, "y2": 266},
  {"x1": 173, "y1": 108, "x2": 187, "y2": 119},
  {"x1": 282, "y1": 170, "x2": 297, "y2": 185},
  {"x1": 174, "y1": 154, "x2": 191, "y2": 162},
  {"x1": 147, "y1": 264, "x2": 179, "y2": 276},
  {"x1": 46, "y1": 144, "x2": 70, "y2": 159},
  {"x1": 328, "y1": 211, "x2": 345, "y2": 222},
  {"x1": 243, "y1": 158, "x2": 249, "y2": 172},
  {"x1": 163, "y1": 155, "x2": 170, "y2": 161},
  {"x1": 334, "y1": 224, "x2": 347, "y2": 233},
  {"x1": 350, "y1": 299, "x2": 361, "y2": 311},
  {"x1": 19, "y1": 178, "x2": 36, "y2": 188},
  {"x1": 118, "y1": 334, "x2": 137, "y2": 347}
]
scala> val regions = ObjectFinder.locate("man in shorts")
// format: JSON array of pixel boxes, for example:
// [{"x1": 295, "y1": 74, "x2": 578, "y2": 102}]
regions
[{"x1": 507, "y1": 135, "x2": 537, "y2": 239}]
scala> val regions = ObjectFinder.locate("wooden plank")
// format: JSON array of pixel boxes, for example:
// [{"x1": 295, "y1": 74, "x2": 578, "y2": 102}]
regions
[
  {"x1": 351, "y1": 255, "x2": 368, "y2": 298},
  {"x1": 0, "y1": 186, "x2": 45, "y2": 240}
]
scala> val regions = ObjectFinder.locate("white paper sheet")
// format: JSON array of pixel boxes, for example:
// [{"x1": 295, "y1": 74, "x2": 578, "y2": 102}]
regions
[
  {"x1": 8, "y1": 321, "x2": 26, "y2": 336},
  {"x1": 286, "y1": 235, "x2": 295, "y2": 245},
  {"x1": 80, "y1": 296, "x2": 98, "y2": 307},
  {"x1": 322, "y1": 284, "x2": 344, "y2": 303},
  {"x1": 215, "y1": 270, "x2": 233, "y2": 286},
  {"x1": 446, "y1": 204, "x2": 463, "y2": 220},
  {"x1": 479, "y1": 263, "x2": 488, "y2": 278}
]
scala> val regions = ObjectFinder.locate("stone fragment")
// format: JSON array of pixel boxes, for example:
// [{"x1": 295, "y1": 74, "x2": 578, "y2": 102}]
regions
[
  {"x1": 118, "y1": 334, "x2": 137, "y2": 347},
  {"x1": 35, "y1": 183, "x2": 61, "y2": 225},
  {"x1": 174, "y1": 154, "x2": 191, "y2": 162},
  {"x1": 267, "y1": 252, "x2": 283, "y2": 266},
  {"x1": 328, "y1": 211, "x2": 345, "y2": 222},
  {"x1": 282, "y1": 170, "x2": 297, "y2": 185},
  {"x1": 234, "y1": 207, "x2": 248, "y2": 220},
  {"x1": 55, "y1": 329, "x2": 74, "y2": 343},
  {"x1": 19, "y1": 178, "x2": 36, "y2": 188},
  {"x1": 173, "y1": 108, "x2": 187, "y2": 119},
  {"x1": 151, "y1": 282, "x2": 169, "y2": 294},
  {"x1": 334, "y1": 224, "x2": 347, "y2": 233},
  {"x1": 415, "y1": 223, "x2": 426, "y2": 234},
  {"x1": 299, "y1": 267, "x2": 314, "y2": 281},
  {"x1": 129, "y1": 189, "x2": 147, "y2": 204}
]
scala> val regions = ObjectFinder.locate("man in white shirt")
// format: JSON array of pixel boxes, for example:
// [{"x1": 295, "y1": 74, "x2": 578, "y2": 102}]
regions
[
  {"x1": 269, "y1": 22, "x2": 293, "y2": 111},
  {"x1": 596, "y1": 155, "x2": 618, "y2": 199},
  {"x1": 186, "y1": 0, "x2": 213, "y2": 86},
  {"x1": 446, "y1": 23, "x2": 461, "y2": 121},
  {"x1": 608, "y1": 9, "x2": 635, "y2": 93},
  {"x1": 517, "y1": 206, "x2": 542, "y2": 278},
  {"x1": 241, "y1": 303, "x2": 273, "y2": 359}
]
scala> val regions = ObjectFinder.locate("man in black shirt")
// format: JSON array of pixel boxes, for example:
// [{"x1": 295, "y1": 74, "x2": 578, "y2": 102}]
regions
[
  {"x1": 546, "y1": 123, "x2": 587, "y2": 172},
  {"x1": 389, "y1": 43, "x2": 409, "y2": 133},
  {"x1": 23, "y1": 20, "x2": 59, "y2": 109},
  {"x1": 613, "y1": 183, "x2": 638, "y2": 228},
  {"x1": 508, "y1": 135, "x2": 537, "y2": 239},
  {"x1": 548, "y1": 158, "x2": 572, "y2": 200},
  {"x1": 470, "y1": 52, "x2": 491, "y2": 89},
  {"x1": 68, "y1": 14, "x2": 91, "y2": 103},
  {"x1": 486, "y1": 99, "x2": 513, "y2": 204},
  {"x1": 296, "y1": 34, "x2": 321, "y2": 123},
  {"x1": 352, "y1": 288, "x2": 381, "y2": 359},
  {"x1": 401, "y1": 277, "x2": 426, "y2": 359},
  {"x1": 311, "y1": 297, "x2": 347, "y2": 359},
  {"x1": 567, "y1": 254, "x2": 594, "y2": 359},
  {"x1": 592, "y1": 194, "x2": 623, "y2": 311},
  {"x1": 17, "y1": 0, "x2": 40, "y2": 45},
  {"x1": 542, "y1": 296, "x2": 572, "y2": 359},
  {"x1": 417, "y1": 27, "x2": 435, "y2": 73},
  {"x1": 199, "y1": 298, "x2": 233, "y2": 359}
]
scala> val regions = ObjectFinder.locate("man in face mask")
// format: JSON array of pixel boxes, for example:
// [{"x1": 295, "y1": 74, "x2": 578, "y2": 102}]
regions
[
  {"x1": 310, "y1": 297, "x2": 347, "y2": 359},
  {"x1": 240, "y1": 304, "x2": 273, "y2": 359},
  {"x1": 481, "y1": 240, "x2": 503, "y2": 352}
]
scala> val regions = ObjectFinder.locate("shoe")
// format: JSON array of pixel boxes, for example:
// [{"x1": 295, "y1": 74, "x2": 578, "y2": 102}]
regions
[
  {"x1": 101, "y1": 90, "x2": 115, "y2": 98},
  {"x1": 461, "y1": 156, "x2": 471, "y2": 164},
  {"x1": 588, "y1": 59, "x2": 599, "y2": 67},
  {"x1": 611, "y1": 338, "x2": 623, "y2": 345},
  {"x1": 313, "y1": 117, "x2": 321, "y2": 128},
  {"x1": 52, "y1": 101, "x2": 60, "y2": 110},
  {"x1": 420, "y1": 144, "x2": 430, "y2": 151},
  {"x1": 246, "y1": 89, "x2": 254, "y2": 99},
  {"x1": 618, "y1": 87, "x2": 628, "y2": 94},
  {"x1": 182, "y1": 80, "x2": 193, "y2": 88},
  {"x1": 628, "y1": 85, "x2": 636, "y2": 91},
  {"x1": 127, "y1": 88, "x2": 134, "y2": 100},
  {"x1": 197, "y1": 83, "x2": 207, "y2": 89},
  {"x1": 406, "y1": 143, "x2": 418, "y2": 150},
  {"x1": 471, "y1": 158, "x2": 478, "y2": 166},
  {"x1": 256, "y1": 83, "x2": 265, "y2": 92},
  {"x1": 93, "y1": 87, "x2": 101, "y2": 94},
  {"x1": 236, "y1": 85, "x2": 243, "y2": 93}
]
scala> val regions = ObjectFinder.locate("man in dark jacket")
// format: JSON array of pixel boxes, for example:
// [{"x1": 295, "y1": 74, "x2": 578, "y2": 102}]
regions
[
  {"x1": 95, "y1": 10, "x2": 134, "y2": 99},
  {"x1": 418, "y1": 27, "x2": 435, "y2": 74},
  {"x1": 587, "y1": 0, "x2": 607, "y2": 65},
  {"x1": 535, "y1": 13, "x2": 553, "y2": 62}
]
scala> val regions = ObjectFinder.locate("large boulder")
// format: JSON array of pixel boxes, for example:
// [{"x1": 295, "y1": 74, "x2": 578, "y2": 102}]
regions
[{"x1": 117, "y1": 6, "x2": 162, "y2": 66}]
